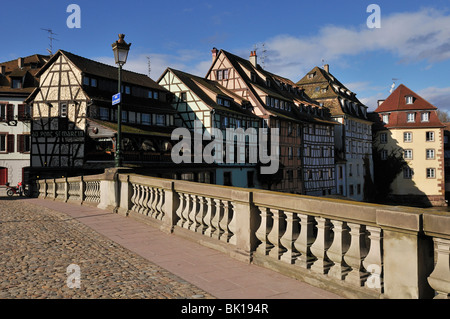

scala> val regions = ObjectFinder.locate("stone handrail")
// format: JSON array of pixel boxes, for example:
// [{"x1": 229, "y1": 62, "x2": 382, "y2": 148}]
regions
[{"x1": 36, "y1": 169, "x2": 450, "y2": 299}]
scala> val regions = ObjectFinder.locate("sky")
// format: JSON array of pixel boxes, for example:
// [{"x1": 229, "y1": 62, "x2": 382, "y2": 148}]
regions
[{"x1": 2, "y1": 0, "x2": 450, "y2": 113}]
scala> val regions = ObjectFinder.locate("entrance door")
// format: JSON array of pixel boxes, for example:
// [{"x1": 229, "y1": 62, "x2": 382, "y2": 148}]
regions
[{"x1": 0, "y1": 167, "x2": 7, "y2": 185}]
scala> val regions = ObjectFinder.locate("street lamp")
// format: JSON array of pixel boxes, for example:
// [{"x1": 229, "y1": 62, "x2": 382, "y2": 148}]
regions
[{"x1": 112, "y1": 34, "x2": 131, "y2": 167}]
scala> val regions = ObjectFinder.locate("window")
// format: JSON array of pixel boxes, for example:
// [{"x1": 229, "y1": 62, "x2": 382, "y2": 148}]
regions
[
  {"x1": 426, "y1": 149, "x2": 435, "y2": 159},
  {"x1": 18, "y1": 104, "x2": 31, "y2": 121},
  {"x1": 404, "y1": 167, "x2": 413, "y2": 179},
  {"x1": 338, "y1": 166, "x2": 343, "y2": 179},
  {"x1": 382, "y1": 114, "x2": 389, "y2": 124},
  {"x1": 349, "y1": 185, "x2": 354, "y2": 196},
  {"x1": 357, "y1": 184, "x2": 361, "y2": 195},
  {"x1": 60, "y1": 103, "x2": 67, "y2": 118},
  {"x1": 12, "y1": 78, "x2": 22, "y2": 88},
  {"x1": 180, "y1": 92, "x2": 187, "y2": 101},
  {"x1": 17, "y1": 134, "x2": 31, "y2": 153},
  {"x1": 142, "y1": 113, "x2": 151, "y2": 125},
  {"x1": 83, "y1": 76, "x2": 90, "y2": 86},
  {"x1": 426, "y1": 131, "x2": 435, "y2": 142},
  {"x1": 404, "y1": 132, "x2": 412, "y2": 143},
  {"x1": 217, "y1": 70, "x2": 223, "y2": 80},
  {"x1": 91, "y1": 78, "x2": 97, "y2": 87},
  {"x1": 288, "y1": 147, "x2": 293, "y2": 159},
  {"x1": 406, "y1": 96, "x2": 414, "y2": 104},
  {"x1": 421, "y1": 112, "x2": 429, "y2": 122},
  {"x1": 99, "y1": 107, "x2": 109, "y2": 120},
  {"x1": 380, "y1": 133, "x2": 388, "y2": 144},
  {"x1": 153, "y1": 91, "x2": 159, "y2": 100},
  {"x1": 407, "y1": 113, "x2": 415, "y2": 123},
  {"x1": 308, "y1": 73, "x2": 315, "y2": 79},
  {"x1": 404, "y1": 149, "x2": 413, "y2": 160},
  {"x1": 381, "y1": 149, "x2": 388, "y2": 160},
  {"x1": 251, "y1": 73, "x2": 257, "y2": 82},
  {"x1": 156, "y1": 114, "x2": 165, "y2": 126},
  {"x1": 349, "y1": 164, "x2": 353, "y2": 177},
  {"x1": 0, "y1": 134, "x2": 6, "y2": 152},
  {"x1": 223, "y1": 172, "x2": 232, "y2": 186},
  {"x1": 121, "y1": 110, "x2": 127, "y2": 123},
  {"x1": 426, "y1": 168, "x2": 436, "y2": 179},
  {"x1": 129, "y1": 111, "x2": 136, "y2": 124}
]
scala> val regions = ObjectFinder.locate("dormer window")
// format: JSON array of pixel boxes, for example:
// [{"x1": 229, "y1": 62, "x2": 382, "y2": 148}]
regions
[
  {"x1": 12, "y1": 78, "x2": 22, "y2": 89},
  {"x1": 266, "y1": 79, "x2": 271, "y2": 87},
  {"x1": 217, "y1": 97, "x2": 231, "y2": 107},
  {"x1": 407, "y1": 112, "x2": 415, "y2": 123},
  {"x1": 421, "y1": 112, "x2": 430, "y2": 122},
  {"x1": 250, "y1": 72, "x2": 257, "y2": 82},
  {"x1": 307, "y1": 72, "x2": 315, "y2": 79},
  {"x1": 382, "y1": 114, "x2": 389, "y2": 124},
  {"x1": 406, "y1": 96, "x2": 414, "y2": 104}
]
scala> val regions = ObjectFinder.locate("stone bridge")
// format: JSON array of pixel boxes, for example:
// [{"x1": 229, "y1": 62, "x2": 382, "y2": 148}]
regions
[{"x1": 35, "y1": 168, "x2": 450, "y2": 299}]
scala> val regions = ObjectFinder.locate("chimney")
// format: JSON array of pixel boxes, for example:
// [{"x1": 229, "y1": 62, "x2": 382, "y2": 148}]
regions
[
  {"x1": 0, "y1": 65, "x2": 5, "y2": 75},
  {"x1": 18, "y1": 57, "x2": 24, "y2": 68},
  {"x1": 324, "y1": 64, "x2": 329, "y2": 73},
  {"x1": 249, "y1": 51, "x2": 257, "y2": 67},
  {"x1": 211, "y1": 47, "x2": 218, "y2": 62}
]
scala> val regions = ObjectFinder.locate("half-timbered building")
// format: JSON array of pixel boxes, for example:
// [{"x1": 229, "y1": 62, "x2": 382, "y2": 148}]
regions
[
  {"x1": 206, "y1": 48, "x2": 336, "y2": 195},
  {"x1": 0, "y1": 54, "x2": 49, "y2": 185},
  {"x1": 297, "y1": 65, "x2": 373, "y2": 201},
  {"x1": 158, "y1": 67, "x2": 261, "y2": 188},
  {"x1": 25, "y1": 50, "x2": 178, "y2": 180}
]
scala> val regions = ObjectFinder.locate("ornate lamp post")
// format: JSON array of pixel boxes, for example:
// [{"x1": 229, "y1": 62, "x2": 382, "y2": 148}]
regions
[{"x1": 112, "y1": 34, "x2": 131, "y2": 167}]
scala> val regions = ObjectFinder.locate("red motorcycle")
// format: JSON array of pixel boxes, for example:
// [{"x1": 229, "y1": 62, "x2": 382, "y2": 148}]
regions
[{"x1": 5, "y1": 182, "x2": 29, "y2": 197}]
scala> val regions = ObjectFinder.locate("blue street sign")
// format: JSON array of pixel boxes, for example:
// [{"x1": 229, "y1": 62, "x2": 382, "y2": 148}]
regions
[{"x1": 112, "y1": 93, "x2": 121, "y2": 105}]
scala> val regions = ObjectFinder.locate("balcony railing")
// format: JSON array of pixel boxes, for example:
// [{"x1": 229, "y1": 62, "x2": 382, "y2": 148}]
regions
[{"x1": 36, "y1": 170, "x2": 450, "y2": 299}]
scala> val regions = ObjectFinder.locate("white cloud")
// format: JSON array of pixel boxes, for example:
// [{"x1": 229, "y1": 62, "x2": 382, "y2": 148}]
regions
[
  {"x1": 262, "y1": 8, "x2": 450, "y2": 80},
  {"x1": 418, "y1": 86, "x2": 450, "y2": 112}
]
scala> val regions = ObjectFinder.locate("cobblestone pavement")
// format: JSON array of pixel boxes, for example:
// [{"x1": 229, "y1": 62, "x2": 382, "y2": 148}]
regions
[{"x1": 0, "y1": 195, "x2": 214, "y2": 299}]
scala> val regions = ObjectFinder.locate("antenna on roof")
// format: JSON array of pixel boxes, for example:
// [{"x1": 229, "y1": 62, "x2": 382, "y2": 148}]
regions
[
  {"x1": 253, "y1": 42, "x2": 268, "y2": 69},
  {"x1": 146, "y1": 56, "x2": 151, "y2": 78},
  {"x1": 41, "y1": 28, "x2": 58, "y2": 55},
  {"x1": 390, "y1": 78, "x2": 399, "y2": 93}
]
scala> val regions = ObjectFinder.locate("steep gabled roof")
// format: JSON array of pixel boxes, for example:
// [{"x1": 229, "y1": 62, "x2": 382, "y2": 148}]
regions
[
  {"x1": 208, "y1": 49, "x2": 329, "y2": 124},
  {"x1": 297, "y1": 66, "x2": 367, "y2": 118},
  {"x1": 36, "y1": 50, "x2": 164, "y2": 91},
  {"x1": 374, "y1": 84, "x2": 444, "y2": 129},
  {"x1": 161, "y1": 67, "x2": 257, "y2": 117},
  {"x1": 375, "y1": 84, "x2": 437, "y2": 112}
]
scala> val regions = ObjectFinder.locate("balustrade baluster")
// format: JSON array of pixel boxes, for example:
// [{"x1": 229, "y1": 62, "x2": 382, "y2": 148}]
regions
[
  {"x1": 227, "y1": 202, "x2": 236, "y2": 245},
  {"x1": 219, "y1": 200, "x2": 232, "y2": 243},
  {"x1": 344, "y1": 223, "x2": 369, "y2": 286},
  {"x1": 280, "y1": 211, "x2": 300, "y2": 264},
  {"x1": 188, "y1": 195, "x2": 200, "y2": 231},
  {"x1": 204, "y1": 197, "x2": 216, "y2": 237},
  {"x1": 255, "y1": 206, "x2": 274, "y2": 256},
  {"x1": 211, "y1": 199, "x2": 224, "y2": 239},
  {"x1": 146, "y1": 187, "x2": 155, "y2": 217},
  {"x1": 327, "y1": 220, "x2": 351, "y2": 280},
  {"x1": 363, "y1": 226, "x2": 383, "y2": 292},
  {"x1": 130, "y1": 183, "x2": 138, "y2": 212},
  {"x1": 294, "y1": 214, "x2": 315, "y2": 269},
  {"x1": 176, "y1": 193, "x2": 186, "y2": 227},
  {"x1": 181, "y1": 193, "x2": 192, "y2": 229},
  {"x1": 151, "y1": 187, "x2": 160, "y2": 218},
  {"x1": 156, "y1": 188, "x2": 165, "y2": 220},
  {"x1": 267, "y1": 209, "x2": 287, "y2": 260},
  {"x1": 139, "y1": 185, "x2": 148, "y2": 215},
  {"x1": 310, "y1": 217, "x2": 333, "y2": 274},
  {"x1": 427, "y1": 238, "x2": 450, "y2": 299},
  {"x1": 195, "y1": 196, "x2": 207, "y2": 234}
]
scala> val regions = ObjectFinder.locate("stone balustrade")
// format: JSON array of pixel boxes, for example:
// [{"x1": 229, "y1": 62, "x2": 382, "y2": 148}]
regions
[{"x1": 36, "y1": 169, "x2": 450, "y2": 299}]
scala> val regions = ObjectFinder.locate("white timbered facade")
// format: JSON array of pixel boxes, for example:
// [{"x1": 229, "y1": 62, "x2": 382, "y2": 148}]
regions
[
  {"x1": 158, "y1": 67, "x2": 261, "y2": 188},
  {"x1": 205, "y1": 48, "x2": 336, "y2": 195}
]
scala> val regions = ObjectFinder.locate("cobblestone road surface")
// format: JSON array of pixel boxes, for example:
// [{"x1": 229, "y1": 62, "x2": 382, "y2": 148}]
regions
[{"x1": 0, "y1": 195, "x2": 214, "y2": 299}]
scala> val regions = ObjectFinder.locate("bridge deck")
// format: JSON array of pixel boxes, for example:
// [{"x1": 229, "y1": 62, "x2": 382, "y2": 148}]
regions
[{"x1": 1, "y1": 191, "x2": 341, "y2": 300}]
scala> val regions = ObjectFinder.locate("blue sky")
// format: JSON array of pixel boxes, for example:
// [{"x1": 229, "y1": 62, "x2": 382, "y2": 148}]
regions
[{"x1": 2, "y1": 0, "x2": 450, "y2": 112}]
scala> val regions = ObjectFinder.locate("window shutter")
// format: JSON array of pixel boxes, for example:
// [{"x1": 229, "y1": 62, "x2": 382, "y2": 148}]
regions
[
  {"x1": 18, "y1": 104, "x2": 25, "y2": 121},
  {"x1": 6, "y1": 104, "x2": 14, "y2": 122},
  {"x1": 17, "y1": 135, "x2": 24, "y2": 153},
  {"x1": 7, "y1": 134, "x2": 14, "y2": 153}
]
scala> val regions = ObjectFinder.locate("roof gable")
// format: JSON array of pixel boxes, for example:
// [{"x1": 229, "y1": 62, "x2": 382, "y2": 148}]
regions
[{"x1": 375, "y1": 84, "x2": 437, "y2": 113}]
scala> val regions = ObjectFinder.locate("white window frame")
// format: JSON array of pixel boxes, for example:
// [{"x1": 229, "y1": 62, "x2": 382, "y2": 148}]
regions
[
  {"x1": 404, "y1": 132, "x2": 412, "y2": 143},
  {"x1": 407, "y1": 112, "x2": 415, "y2": 123},
  {"x1": 426, "y1": 168, "x2": 436, "y2": 179},
  {"x1": 421, "y1": 112, "x2": 429, "y2": 122},
  {"x1": 426, "y1": 131, "x2": 435, "y2": 142},
  {"x1": 426, "y1": 149, "x2": 435, "y2": 160},
  {"x1": 404, "y1": 149, "x2": 413, "y2": 160}
]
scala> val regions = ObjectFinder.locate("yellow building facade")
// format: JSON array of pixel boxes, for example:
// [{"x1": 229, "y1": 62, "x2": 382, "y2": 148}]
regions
[{"x1": 373, "y1": 84, "x2": 446, "y2": 207}]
